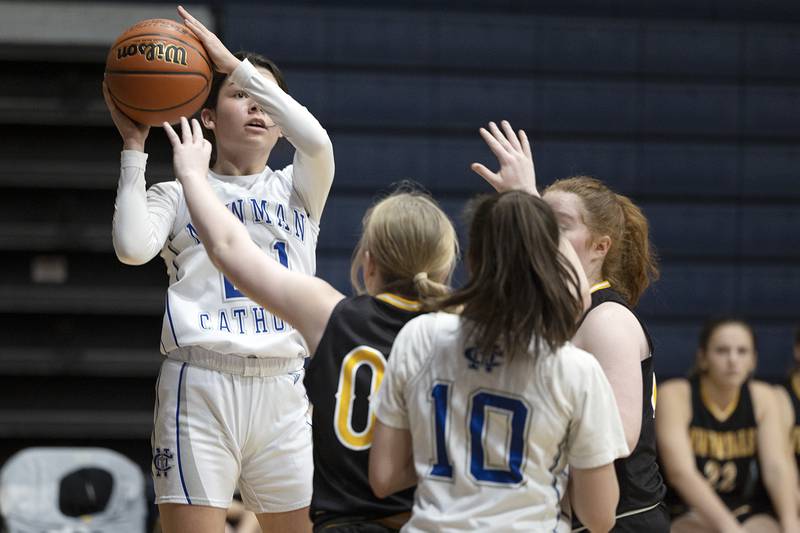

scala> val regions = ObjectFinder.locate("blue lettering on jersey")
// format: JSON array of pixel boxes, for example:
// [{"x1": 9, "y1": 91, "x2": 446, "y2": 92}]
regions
[
  {"x1": 250, "y1": 199, "x2": 273, "y2": 225},
  {"x1": 219, "y1": 310, "x2": 231, "y2": 332},
  {"x1": 273, "y1": 315, "x2": 286, "y2": 332},
  {"x1": 293, "y1": 209, "x2": 305, "y2": 242},
  {"x1": 199, "y1": 313, "x2": 211, "y2": 330},
  {"x1": 464, "y1": 347, "x2": 504, "y2": 373},
  {"x1": 253, "y1": 307, "x2": 270, "y2": 333},
  {"x1": 232, "y1": 308, "x2": 247, "y2": 334},
  {"x1": 275, "y1": 203, "x2": 290, "y2": 232},
  {"x1": 228, "y1": 199, "x2": 245, "y2": 223},
  {"x1": 186, "y1": 223, "x2": 201, "y2": 245}
]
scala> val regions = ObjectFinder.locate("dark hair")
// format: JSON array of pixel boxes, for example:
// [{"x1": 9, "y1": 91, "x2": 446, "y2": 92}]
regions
[
  {"x1": 545, "y1": 176, "x2": 658, "y2": 306},
  {"x1": 690, "y1": 316, "x2": 757, "y2": 377},
  {"x1": 698, "y1": 316, "x2": 756, "y2": 353},
  {"x1": 795, "y1": 325, "x2": 800, "y2": 347},
  {"x1": 435, "y1": 191, "x2": 583, "y2": 360}
]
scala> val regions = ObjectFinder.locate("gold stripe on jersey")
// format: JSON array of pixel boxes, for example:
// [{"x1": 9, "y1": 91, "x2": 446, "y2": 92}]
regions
[
  {"x1": 792, "y1": 372, "x2": 800, "y2": 401},
  {"x1": 590, "y1": 280, "x2": 611, "y2": 294},
  {"x1": 690, "y1": 426, "x2": 757, "y2": 460},
  {"x1": 700, "y1": 382, "x2": 740, "y2": 423},
  {"x1": 376, "y1": 293, "x2": 422, "y2": 311}
]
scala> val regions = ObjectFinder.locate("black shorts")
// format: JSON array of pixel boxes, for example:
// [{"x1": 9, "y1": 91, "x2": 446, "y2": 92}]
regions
[
  {"x1": 313, "y1": 516, "x2": 401, "y2": 533},
  {"x1": 574, "y1": 503, "x2": 670, "y2": 533},
  {"x1": 611, "y1": 503, "x2": 670, "y2": 532}
]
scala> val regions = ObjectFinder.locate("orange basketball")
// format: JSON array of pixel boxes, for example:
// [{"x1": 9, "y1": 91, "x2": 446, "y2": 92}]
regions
[{"x1": 105, "y1": 18, "x2": 213, "y2": 126}]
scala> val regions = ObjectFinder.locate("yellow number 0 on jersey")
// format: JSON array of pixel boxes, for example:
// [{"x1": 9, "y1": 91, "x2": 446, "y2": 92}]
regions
[{"x1": 334, "y1": 346, "x2": 387, "y2": 451}]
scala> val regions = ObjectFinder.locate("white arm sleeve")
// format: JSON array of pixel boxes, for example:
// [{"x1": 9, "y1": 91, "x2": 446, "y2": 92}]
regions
[
  {"x1": 112, "y1": 150, "x2": 181, "y2": 265},
  {"x1": 565, "y1": 354, "x2": 631, "y2": 469},
  {"x1": 229, "y1": 59, "x2": 334, "y2": 223}
]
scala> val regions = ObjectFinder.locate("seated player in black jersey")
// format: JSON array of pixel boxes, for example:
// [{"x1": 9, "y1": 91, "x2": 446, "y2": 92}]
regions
[
  {"x1": 657, "y1": 317, "x2": 799, "y2": 533},
  {"x1": 774, "y1": 325, "x2": 800, "y2": 513},
  {"x1": 161, "y1": 117, "x2": 459, "y2": 531}
]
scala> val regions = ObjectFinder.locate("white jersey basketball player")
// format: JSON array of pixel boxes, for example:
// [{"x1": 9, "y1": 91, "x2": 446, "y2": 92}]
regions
[
  {"x1": 370, "y1": 189, "x2": 629, "y2": 533},
  {"x1": 103, "y1": 7, "x2": 333, "y2": 532}
]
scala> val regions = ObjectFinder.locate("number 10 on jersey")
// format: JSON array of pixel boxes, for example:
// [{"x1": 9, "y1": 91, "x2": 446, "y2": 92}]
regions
[{"x1": 431, "y1": 382, "x2": 530, "y2": 486}]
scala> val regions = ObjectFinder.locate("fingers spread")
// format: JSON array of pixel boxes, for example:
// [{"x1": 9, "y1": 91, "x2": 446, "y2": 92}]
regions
[
  {"x1": 163, "y1": 122, "x2": 179, "y2": 146},
  {"x1": 519, "y1": 130, "x2": 532, "y2": 159},
  {"x1": 501, "y1": 120, "x2": 521, "y2": 151},
  {"x1": 479, "y1": 127, "x2": 508, "y2": 159},
  {"x1": 191, "y1": 118, "x2": 203, "y2": 143},
  {"x1": 488, "y1": 121, "x2": 513, "y2": 152},
  {"x1": 180, "y1": 116, "x2": 191, "y2": 143},
  {"x1": 470, "y1": 162, "x2": 498, "y2": 184}
]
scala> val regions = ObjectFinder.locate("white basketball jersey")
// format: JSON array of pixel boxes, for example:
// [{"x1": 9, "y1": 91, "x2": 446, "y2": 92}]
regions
[
  {"x1": 375, "y1": 312, "x2": 629, "y2": 532},
  {"x1": 155, "y1": 166, "x2": 318, "y2": 359}
]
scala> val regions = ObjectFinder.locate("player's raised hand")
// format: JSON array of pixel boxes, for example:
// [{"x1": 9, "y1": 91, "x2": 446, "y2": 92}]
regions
[
  {"x1": 471, "y1": 120, "x2": 539, "y2": 196},
  {"x1": 177, "y1": 5, "x2": 239, "y2": 74},
  {"x1": 102, "y1": 81, "x2": 150, "y2": 151},
  {"x1": 163, "y1": 117, "x2": 212, "y2": 183}
]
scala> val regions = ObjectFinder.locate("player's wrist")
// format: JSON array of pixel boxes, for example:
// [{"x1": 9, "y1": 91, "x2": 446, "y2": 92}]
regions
[{"x1": 123, "y1": 139, "x2": 146, "y2": 152}]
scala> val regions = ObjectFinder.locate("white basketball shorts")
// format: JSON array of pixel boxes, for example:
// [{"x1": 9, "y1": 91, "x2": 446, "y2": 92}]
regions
[{"x1": 151, "y1": 358, "x2": 313, "y2": 513}]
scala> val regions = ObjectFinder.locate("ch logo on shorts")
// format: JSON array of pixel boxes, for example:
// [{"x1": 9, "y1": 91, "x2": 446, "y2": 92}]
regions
[{"x1": 153, "y1": 448, "x2": 174, "y2": 477}]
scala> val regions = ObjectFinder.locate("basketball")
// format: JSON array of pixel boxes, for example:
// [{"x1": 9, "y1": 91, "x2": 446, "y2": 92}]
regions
[{"x1": 104, "y1": 18, "x2": 213, "y2": 126}]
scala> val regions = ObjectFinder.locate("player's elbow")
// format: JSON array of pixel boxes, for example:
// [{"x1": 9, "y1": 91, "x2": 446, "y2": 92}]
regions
[
  {"x1": 368, "y1": 449, "x2": 396, "y2": 499},
  {"x1": 580, "y1": 510, "x2": 617, "y2": 533},
  {"x1": 113, "y1": 243, "x2": 150, "y2": 266},
  {"x1": 307, "y1": 131, "x2": 333, "y2": 159},
  {"x1": 368, "y1": 463, "x2": 392, "y2": 499},
  {"x1": 572, "y1": 488, "x2": 618, "y2": 533}
]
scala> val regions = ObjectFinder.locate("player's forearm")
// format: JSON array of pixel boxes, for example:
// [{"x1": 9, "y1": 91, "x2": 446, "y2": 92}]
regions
[
  {"x1": 762, "y1": 459, "x2": 800, "y2": 529},
  {"x1": 112, "y1": 151, "x2": 165, "y2": 264},
  {"x1": 669, "y1": 468, "x2": 740, "y2": 530},
  {"x1": 230, "y1": 59, "x2": 334, "y2": 221},
  {"x1": 230, "y1": 59, "x2": 331, "y2": 158}
]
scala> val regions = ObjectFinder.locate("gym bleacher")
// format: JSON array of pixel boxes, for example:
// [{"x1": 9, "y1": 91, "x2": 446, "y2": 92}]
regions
[{"x1": 0, "y1": 0, "x2": 798, "y2": 472}]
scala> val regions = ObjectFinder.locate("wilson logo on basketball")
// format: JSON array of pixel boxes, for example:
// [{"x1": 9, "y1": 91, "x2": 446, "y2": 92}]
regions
[{"x1": 116, "y1": 41, "x2": 188, "y2": 66}]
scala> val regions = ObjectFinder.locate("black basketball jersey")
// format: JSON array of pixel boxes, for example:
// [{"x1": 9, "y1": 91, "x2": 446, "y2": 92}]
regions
[
  {"x1": 304, "y1": 293, "x2": 421, "y2": 525},
  {"x1": 574, "y1": 283, "x2": 666, "y2": 530},
  {"x1": 784, "y1": 372, "x2": 800, "y2": 471},
  {"x1": 688, "y1": 376, "x2": 771, "y2": 511}
]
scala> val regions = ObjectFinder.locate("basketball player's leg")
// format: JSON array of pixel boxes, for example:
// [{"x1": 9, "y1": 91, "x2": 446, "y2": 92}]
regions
[
  {"x1": 159, "y1": 503, "x2": 227, "y2": 533},
  {"x1": 742, "y1": 513, "x2": 780, "y2": 533},
  {"x1": 240, "y1": 370, "x2": 313, "y2": 532},
  {"x1": 152, "y1": 361, "x2": 242, "y2": 527},
  {"x1": 257, "y1": 507, "x2": 312, "y2": 533},
  {"x1": 670, "y1": 511, "x2": 714, "y2": 533}
]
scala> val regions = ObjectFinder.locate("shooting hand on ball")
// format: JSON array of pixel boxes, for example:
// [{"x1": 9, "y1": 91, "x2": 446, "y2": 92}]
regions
[
  {"x1": 102, "y1": 81, "x2": 150, "y2": 151},
  {"x1": 177, "y1": 5, "x2": 239, "y2": 75}
]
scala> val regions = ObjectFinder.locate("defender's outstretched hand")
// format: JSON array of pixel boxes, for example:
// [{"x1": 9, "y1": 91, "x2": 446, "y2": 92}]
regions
[
  {"x1": 471, "y1": 120, "x2": 538, "y2": 196},
  {"x1": 163, "y1": 117, "x2": 212, "y2": 183},
  {"x1": 178, "y1": 5, "x2": 239, "y2": 74}
]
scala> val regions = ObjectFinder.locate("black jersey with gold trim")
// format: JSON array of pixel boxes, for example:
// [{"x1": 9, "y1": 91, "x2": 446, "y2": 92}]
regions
[
  {"x1": 304, "y1": 293, "x2": 420, "y2": 525},
  {"x1": 785, "y1": 372, "x2": 800, "y2": 471},
  {"x1": 574, "y1": 284, "x2": 666, "y2": 529},
  {"x1": 688, "y1": 376, "x2": 771, "y2": 512}
]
